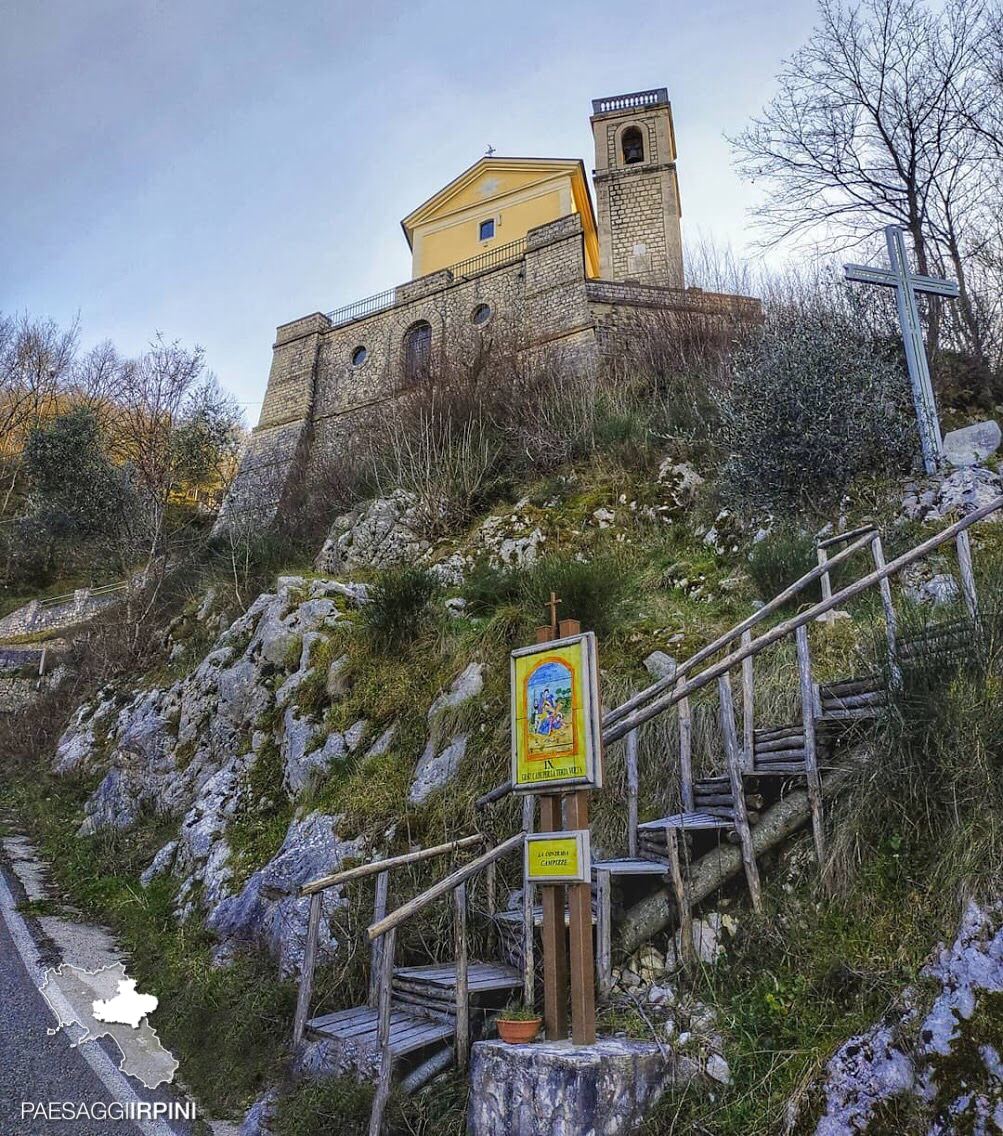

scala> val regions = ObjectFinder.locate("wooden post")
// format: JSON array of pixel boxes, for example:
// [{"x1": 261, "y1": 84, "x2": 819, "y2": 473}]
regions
[
  {"x1": 956, "y1": 529, "x2": 978, "y2": 619},
  {"x1": 485, "y1": 859, "x2": 497, "y2": 956},
  {"x1": 539, "y1": 792, "x2": 569, "y2": 1041},
  {"x1": 565, "y1": 789, "x2": 597, "y2": 1045},
  {"x1": 870, "y1": 535, "x2": 900, "y2": 686},
  {"x1": 521, "y1": 794, "x2": 535, "y2": 1006},
  {"x1": 676, "y1": 679, "x2": 694, "y2": 813},
  {"x1": 741, "y1": 629, "x2": 754, "y2": 771},
  {"x1": 626, "y1": 724, "x2": 639, "y2": 858},
  {"x1": 795, "y1": 625, "x2": 826, "y2": 877},
  {"x1": 454, "y1": 883, "x2": 469, "y2": 1070},
  {"x1": 717, "y1": 675, "x2": 763, "y2": 913},
  {"x1": 368, "y1": 871, "x2": 390, "y2": 1009},
  {"x1": 817, "y1": 545, "x2": 836, "y2": 624},
  {"x1": 292, "y1": 891, "x2": 323, "y2": 1048},
  {"x1": 369, "y1": 927, "x2": 397, "y2": 1136},
  {"x1": 595, "y1": 869, "x2": 612, "y2": 998},
  {"x1": 664, "y1": 826, "x2": 694, "y2": 972}
]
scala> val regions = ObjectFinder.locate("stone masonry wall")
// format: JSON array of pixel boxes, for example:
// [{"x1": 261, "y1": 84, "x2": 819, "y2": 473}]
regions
[
  {"x1": 220, "y1": 215, "x2": 600, "y2": 527},
  {"x1": 0, "y1": 587, "x2": 125, "y2": 640}
]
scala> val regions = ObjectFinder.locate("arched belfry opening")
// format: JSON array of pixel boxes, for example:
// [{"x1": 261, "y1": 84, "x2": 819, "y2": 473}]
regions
[{"x1": 621, "y1": 126, "x2": 644, "y2": 165}]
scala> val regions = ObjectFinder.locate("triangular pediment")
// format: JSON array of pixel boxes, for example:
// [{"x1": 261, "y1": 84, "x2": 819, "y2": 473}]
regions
[{"x1": 402, "y1": 157, "x2": 588, "y2": 247}]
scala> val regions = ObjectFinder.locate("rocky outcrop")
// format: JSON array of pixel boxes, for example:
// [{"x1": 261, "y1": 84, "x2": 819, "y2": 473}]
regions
[
  {"x1": 814, "y1": 902, "x2": 1003, "y2": 1135},
  {"x1": 901, "y1": 467, "x2": 1003, "y2": 523},
  {"x1": 52, "y1": 576, "x2": 373, "y2": 976}
]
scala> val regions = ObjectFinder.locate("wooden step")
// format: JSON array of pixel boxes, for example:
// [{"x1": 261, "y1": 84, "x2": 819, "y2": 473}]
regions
[
  {"x1": 756, "y1": 734, "x2": 807, "y2": 754},
  {"x1": 820, "y1": 674, "x2": 883, "y2": 698},
  {"x1": 637, "y1": 811, "x2": 734, "y2": 832},
  {"x1": 306, "y1": 1005, "x2": 454, "y2": 1054},
  {"x1": 592, "y1": 857, "x2": 669, "y2": 876},
  {"x1": 393, "y1": 962, "x2": 521, "y2": 994},
  {"x1": 754, "y1": 724, "x2": 803, "y2": 743}
]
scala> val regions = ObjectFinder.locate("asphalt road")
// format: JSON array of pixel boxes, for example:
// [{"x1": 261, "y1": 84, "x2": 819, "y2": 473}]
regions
[{"x1": 0, "y1": 865, "x2": 195, "y2": 1136}]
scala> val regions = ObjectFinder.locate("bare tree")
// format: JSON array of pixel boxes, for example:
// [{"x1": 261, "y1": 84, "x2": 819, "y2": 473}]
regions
[
  {"x1": 0, "y1": 312, "x2": 79, "y2": 514},
  {"x1": 731, "y1": 0, "x2": 1001, "y2": 356}
]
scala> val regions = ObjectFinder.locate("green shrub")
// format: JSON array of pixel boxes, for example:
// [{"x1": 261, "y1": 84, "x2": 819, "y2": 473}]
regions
[
  {"x1": 746, "y1": 524, "x2": 820, "y2": 608},
  {"x1": 461, "y1": 561, "x2": 524, "y2": 616},
  {"x1": 717, "y1": 300, "x2": 914, "y2": 512},
  {"x1": 522, "y1": 551, "x2": 635, "y2": 641},
  {"x1": 359, "y1": 564, "x2": 442, "y2": 653}
]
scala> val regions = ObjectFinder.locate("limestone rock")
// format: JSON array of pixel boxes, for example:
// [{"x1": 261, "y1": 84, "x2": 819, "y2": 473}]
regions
[
  {"x1": 657, "y1": 459, "x2": 705, "y2": 510},
  {"x1": 365, "y1": 723, "x2": 397, "y2": 758},
  {"x1": 428, "y1": 662, "x2": 484, "y2": 718},
  {"x1": 900, "y1": 466, "x2": 1003, "y2": 524},
  {"x1": 241, "y1": 1090, "x2": 278, "y2": 1136},
  {"x1": 705, "y1": 1053, "x2": 731, "y2": 1084},
  {"x1": 409, "y1": 735, "x2": 467, "y2": 806},
  {"x1": 77, "y1": 768, "x2": 143, "y2": 836},
  {"x1": 813, "y1": 902, "x2": 1003, "y2": 1135},
  {"x1": 207, "y1": 812, "x2": 363, "y2": 978},
  {"x1": 905, "y1": 572, "x2": 960, "y2": 607},
  {"x1": 140, "y1": 840, "x2": 179, "y2": 889},
  {"x1": 943, "y1": 420, "x2": 1001, "y2": 468},
  {"x1": 317, "y1": 492, "x2": 430, "y2": 572},
  {"x1": 643, "y1": 651, "x2": 677, "y2": 681}
]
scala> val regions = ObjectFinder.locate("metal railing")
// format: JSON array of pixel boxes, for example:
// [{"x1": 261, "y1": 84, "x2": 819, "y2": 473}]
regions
[
  {"x1": 326, "y1": 288, "x2": 397, "y2": 329},
  {"x1": 592, "y1": 88, "x2": 668, "y2": 114},
  {"x1": 447, "y1": 237, "x2": 526, "y2": 280},
  {"x1": 324, "y1": 238, "x2": 528, "y2": 330},
  {"x1": 38, "y1": 581, "x2": 127, "y2": 609}
]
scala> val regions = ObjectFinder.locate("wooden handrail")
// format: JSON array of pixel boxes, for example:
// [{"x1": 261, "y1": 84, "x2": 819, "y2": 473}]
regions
[
  {"x1": 604, "y1": 528, "x2": 877, "y2": 728},
  {"x1": 368, "y1": 832, "x2": 525, "y2": 941},
  {"x1": 817, "y1": 522, "x2": 877, "y2": 550},
  {"x1": 475, "y1": 781, "x2": 513, "y2": 810},
  {"x1": 299, "y1": 834, "x2": 484, "y2": 897},
  {"x1": 603, "y1": 494, "x2": 1003, "y2": 743}
]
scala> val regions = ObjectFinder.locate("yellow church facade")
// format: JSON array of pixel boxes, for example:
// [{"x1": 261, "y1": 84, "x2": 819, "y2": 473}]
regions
[{"x1": 402, "y1": 157, "x2": 601, "y2": 280}]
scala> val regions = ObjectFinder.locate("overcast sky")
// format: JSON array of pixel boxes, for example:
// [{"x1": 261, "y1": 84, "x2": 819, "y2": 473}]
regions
[{"x1": 1, "y1": 0, "x2": 818, "y2": 419}]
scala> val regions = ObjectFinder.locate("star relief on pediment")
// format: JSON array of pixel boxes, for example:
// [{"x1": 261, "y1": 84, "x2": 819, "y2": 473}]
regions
[{"x1": 477, "y1": 177, "x2": 502, "y2": 197}]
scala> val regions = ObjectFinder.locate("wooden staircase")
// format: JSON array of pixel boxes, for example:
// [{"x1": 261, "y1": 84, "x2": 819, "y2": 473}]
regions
[
  {"x1": 293, "y1": 494, "x2": 1003, "y2": 1135},
  {"x1": 305, "y1": 961, "x2": 521, "y2": 1056}
]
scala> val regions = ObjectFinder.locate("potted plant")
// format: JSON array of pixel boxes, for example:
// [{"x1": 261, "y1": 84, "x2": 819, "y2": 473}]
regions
[{"x1": 496, "y1": 1000, "x2": 543, "y2": 1044}]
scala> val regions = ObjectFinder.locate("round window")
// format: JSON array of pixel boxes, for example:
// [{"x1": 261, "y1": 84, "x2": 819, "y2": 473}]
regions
[
  {"x1": 471, "y1": 303, "x2": 491, "y2": 326},
  {"x1": 351, "y1": 345, "x2": 367, "y2": 366}
]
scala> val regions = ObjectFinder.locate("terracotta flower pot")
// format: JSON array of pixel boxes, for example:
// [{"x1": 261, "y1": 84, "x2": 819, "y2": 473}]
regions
[{"x1": 497, "y1": 1016, "x2": 542, "y2": 1044}]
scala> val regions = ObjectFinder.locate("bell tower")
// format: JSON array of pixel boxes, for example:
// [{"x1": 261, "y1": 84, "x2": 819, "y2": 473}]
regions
[{"x1": 590, "y1": 88, "x2": 684, "y2": 288}]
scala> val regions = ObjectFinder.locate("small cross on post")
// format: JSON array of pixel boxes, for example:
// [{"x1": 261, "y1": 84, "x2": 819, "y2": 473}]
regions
[
  {"x1": 546, "y1": 592, "x2": 561, "y2": 639},
  {"x1": 844, "y1": 225, "x2": 960, "y2": 474}
]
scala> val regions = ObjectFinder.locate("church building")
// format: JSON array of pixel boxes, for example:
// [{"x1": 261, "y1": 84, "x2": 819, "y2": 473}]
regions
[{"x1": 220, "y1": 88, "x2": 757, "y2": 527}]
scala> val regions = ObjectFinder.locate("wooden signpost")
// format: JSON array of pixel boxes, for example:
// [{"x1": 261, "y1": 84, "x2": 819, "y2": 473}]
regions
[{"x1": 510, "y1": 592, "x2": 602, "y2": 1045}]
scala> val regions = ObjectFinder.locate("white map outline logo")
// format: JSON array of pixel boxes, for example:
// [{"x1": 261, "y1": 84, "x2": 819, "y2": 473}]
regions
[{"x1": 38, "y1": 962, "x2": 178, "y2": 1089}]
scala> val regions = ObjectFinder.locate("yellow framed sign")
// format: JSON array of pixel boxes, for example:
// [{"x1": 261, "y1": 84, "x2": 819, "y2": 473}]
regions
[
  {"x1": 525, "y1": 831, "x2": 592, "y2": 884},
  {"x1": 510, "y1": 631, "x2": 602, "y2": 792}
]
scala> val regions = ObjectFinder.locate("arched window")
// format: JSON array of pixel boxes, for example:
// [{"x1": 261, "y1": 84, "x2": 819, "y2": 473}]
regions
[
  {"x1": 622, "y1": 126, "x2": 644, "y2": 165},
  {"x1": 403, "y1": 321, "x2": 432, "y2": 381}
]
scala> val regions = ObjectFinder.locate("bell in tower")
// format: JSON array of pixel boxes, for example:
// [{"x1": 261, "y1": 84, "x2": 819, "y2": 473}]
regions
[{"x1": 590, "y1": 88, "x2": 684, "y2": 288}]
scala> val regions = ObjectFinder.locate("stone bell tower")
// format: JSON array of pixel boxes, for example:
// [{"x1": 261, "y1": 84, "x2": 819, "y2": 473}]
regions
[{"x1": 590, "y1": 88, "x2": 684, "y2": 288}]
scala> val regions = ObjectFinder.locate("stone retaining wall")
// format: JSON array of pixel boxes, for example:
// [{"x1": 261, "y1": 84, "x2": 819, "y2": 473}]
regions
[{"x1": 0, "y1": 587, "x2": 125, "y2": 640}]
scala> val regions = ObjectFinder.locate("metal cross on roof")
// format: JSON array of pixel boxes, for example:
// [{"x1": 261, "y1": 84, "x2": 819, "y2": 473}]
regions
[
  {"x1": 844, "y1": 225, "x2": 960, "y2": 474},
  {"x1": 485, "y1": 145, "x2": 496, "y2": 157}
]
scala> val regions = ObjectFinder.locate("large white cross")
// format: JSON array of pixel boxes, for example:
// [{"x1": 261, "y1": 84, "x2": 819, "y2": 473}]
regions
[{"x1": 844, "y1": 225, "x2": 959, "y2": 474}]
